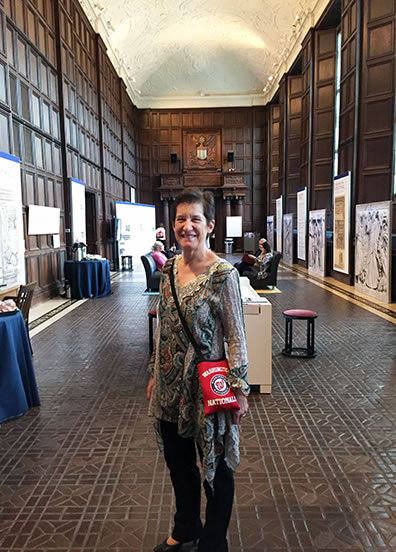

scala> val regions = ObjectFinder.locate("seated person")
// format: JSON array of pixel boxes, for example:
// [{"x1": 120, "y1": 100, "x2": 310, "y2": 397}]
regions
[
  {"x1": 163, "y1": 243, "x2": 177, "y2": 259},
  {"x1": 234, "y1": 238, "x2": 271, "y2": 275},
  {"x1": 239, "y1": 240, "x2": 273, "y2": 284},
  {"x1": 151, "y1": 241, "x2": 167, "y2": 271}
]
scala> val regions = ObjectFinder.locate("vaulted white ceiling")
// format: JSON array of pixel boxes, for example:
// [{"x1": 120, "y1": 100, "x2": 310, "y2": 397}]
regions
[{"x1": 79, "y1": 0, "x2": 330, "y2": 108}]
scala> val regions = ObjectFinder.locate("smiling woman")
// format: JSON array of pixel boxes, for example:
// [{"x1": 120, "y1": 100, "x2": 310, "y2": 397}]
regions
[{"x1": 147, "y1": 188, "x2": 249, "y2": 552}]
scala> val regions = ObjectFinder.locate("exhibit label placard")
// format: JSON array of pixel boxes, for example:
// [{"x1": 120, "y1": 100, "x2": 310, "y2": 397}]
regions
[
  {"x1": 276, "y1": 196, "x2": 283, "y2": 252},
  {"x1": 226, "y1": 216, "x2": 242, "y2": 238},
  {"x1": 333, "y1": 172, "x2": 350, "y2": 274},
  {"x1": 308, "y1": 209, "x2": 326, "y2": 277},
  {"x1": 0, "y1": 152, "x2": 25, "y2": 289},
  {"x1": 115, "y1": 201, "x2": 156, "y2": 267},
  {"x1": 283, "y1": 214, "x2": 293, "y2": 265},
  {"x1": 71, "y1": 178, "x2": 86, "y2": 244},
  {"x1": 28, "y1": 205, "x2": 60, "y2": 235},
  {"x1": 266, "y1": 216, "x2": 274, "y2": 251},
  {"x1": 297, "y1": 187, "x2": 307, "y2": 261}
]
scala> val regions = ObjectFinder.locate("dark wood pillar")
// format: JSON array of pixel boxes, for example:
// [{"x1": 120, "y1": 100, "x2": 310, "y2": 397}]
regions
[
  {"x1": 235, "y1": 197, "x2": 244, "y2": 218},
  {"x1": 235, "y1": 197, "x2": 244, "y2": 250},
  {"x1": 224, "y1": 198, "x2": 231, "y2": 218},
  {"x1": 163, "y1": 199, "x2": 170, "y2": 248}
]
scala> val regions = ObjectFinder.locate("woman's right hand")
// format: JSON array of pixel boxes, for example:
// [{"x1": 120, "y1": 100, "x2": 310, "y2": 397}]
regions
[{"x1": 146, "y1": 376, "x2": 154, "y2": 400}]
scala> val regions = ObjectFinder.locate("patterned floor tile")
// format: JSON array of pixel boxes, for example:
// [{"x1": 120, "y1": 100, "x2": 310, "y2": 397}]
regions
[{"x1": 0, "y1": 269, "x2": 395, "y2": 551}]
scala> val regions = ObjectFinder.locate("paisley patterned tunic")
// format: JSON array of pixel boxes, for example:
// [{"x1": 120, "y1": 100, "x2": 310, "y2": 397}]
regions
[{"x1": 148, "y1": 255, "x2": 249, "y2": 485}]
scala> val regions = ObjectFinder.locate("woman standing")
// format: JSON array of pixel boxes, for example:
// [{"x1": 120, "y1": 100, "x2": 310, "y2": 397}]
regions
[{"x1": 147, "y1": 188, "x2": 249, "y2": 552}]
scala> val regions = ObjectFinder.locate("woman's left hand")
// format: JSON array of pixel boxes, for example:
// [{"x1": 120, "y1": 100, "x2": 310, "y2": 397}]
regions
[{"x1": 231, "y1": 388, "x2": 249, "y2": 425}]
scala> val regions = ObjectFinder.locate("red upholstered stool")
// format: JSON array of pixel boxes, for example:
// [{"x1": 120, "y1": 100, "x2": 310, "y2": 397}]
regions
[
  {"x1": 282, "y1": 309, "x2": 317, "y2": 358},
  {"x1": 148, "y1": 308, "x2": 157, "y2": 353}
]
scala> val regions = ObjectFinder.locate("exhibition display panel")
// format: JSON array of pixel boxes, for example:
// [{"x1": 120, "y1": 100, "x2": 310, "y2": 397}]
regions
[{"x1": 240, "y1": 277, "x2": 272, "y2": 394}]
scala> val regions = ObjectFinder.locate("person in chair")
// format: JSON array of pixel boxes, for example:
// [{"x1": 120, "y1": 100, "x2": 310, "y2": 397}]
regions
[
  {"x1": 234, "y1": 238, "x2": 272, "y2": 277},
  {"x1": 151, "y1": 241, "x2": 168, "y2": 271},
  {"x1": 239, "y1": 239, "x2": 273, "y2": 285}
]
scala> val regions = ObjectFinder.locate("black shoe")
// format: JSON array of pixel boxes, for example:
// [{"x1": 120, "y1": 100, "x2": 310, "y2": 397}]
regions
[
  {"x1": 153, "y1": 539, "x2": 198, "y2": 552},
  {"x1": 153, "y1": 539, "x2": 182, "y2": 552}
]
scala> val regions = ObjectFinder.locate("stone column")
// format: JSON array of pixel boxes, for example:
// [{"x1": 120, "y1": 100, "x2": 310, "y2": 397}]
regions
[{"x1": 235, "y1": 196, "x2": 244, "y2": 217}]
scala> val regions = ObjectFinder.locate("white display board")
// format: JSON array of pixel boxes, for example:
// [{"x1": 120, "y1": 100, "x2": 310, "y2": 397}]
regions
[
  {"x1": 266, "y1": 216, "x2": 274, "y2": 252},
  {"x1": 276, "y1": 196, "x2": 282, "y2": 252},
  {"x1": 297, "y1": 187, "x2": 307, "y2": 261},
  {"x1": 226, "y1": 216, "x2": 242, "y2": 238},
  {"x1": 308, "y1": 209, "x2": 326, "y2": 277},
  {"x1": 71, "y1": 178, "x2": 86, "y2": 244},
  {"x1": 52, "y1": 234, "x2": 60, "y2": 248},
  {"x1": 0, "y1": 152, "x2": 25, "y2": 289},
  {"x1": 115, "y1": 201, "x2": 156, "y2": 265},
  {"x1": 283, "y1": 214, "x2": 293, "y2": 265},
  {"x1": 355, "y1": 201, "x2": 391, "y2": 303},
  {"x1": 333, "y1": 172, "x2": 351, "y2": 274},
  {"x1": 28, "y1": 205, "x2": 60, "y2": 235}
]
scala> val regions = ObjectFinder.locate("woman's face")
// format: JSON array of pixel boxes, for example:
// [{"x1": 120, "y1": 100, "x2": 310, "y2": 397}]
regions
[{"x1": 173, "y1": 202, "x2": 215, "y2": 253}]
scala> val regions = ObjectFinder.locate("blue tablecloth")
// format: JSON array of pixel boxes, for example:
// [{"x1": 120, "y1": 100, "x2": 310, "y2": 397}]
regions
[
  {"x1": 0, "y1": 310, "x2": 40, "y2": 423},
  {"x1": 64, "y1": 260, "x2": 112, "y2": 299}
]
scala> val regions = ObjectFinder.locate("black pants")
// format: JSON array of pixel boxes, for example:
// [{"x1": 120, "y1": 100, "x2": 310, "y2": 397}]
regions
[
  {"x1": 160, "y1": 420, "x2": 234, "y2": 552},
  {"x1": 234, "y1": 261, "x2": 251, "y2": 275}
]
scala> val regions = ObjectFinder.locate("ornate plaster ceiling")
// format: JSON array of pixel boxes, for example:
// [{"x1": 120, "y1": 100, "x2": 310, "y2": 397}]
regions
[{"x1": 79, "y1": 0, "x2": 330, "y2": 108}]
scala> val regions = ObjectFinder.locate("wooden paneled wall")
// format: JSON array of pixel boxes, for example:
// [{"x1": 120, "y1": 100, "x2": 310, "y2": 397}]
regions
[
  {"x1": 312, "y1": 29, "x2": 337, "y2": 212},
  {"x1": 0, "y1": 0, "x2": 139, "y2": 301},
  {"x1": 138, "y1": 107, "x2": 268, "y2": 247},
  {"x1": 278, "y1": 76, "x2": 286, "y2": 208},
  {"x1": 339, "y1": 0, "x2": 358, "y2": 178},
  {"x1": 251, "y1": 107, "x2": 268, "y2": 233},
  {"x1": 267, "y1": 0, "x2": 395, "y2": 282},
  {"x1": 300, "y1": 29, "x2": 314, "y2": 221},
  {"x1": 286, "y1": 75, "x2": 303, "y2": 217},
  {"x1": 278, "y1": 74, "x2": 303, "y2": 219},
  {"x1": 267, "y1": 105, "x2": 280, "y2": 216},
  {"x1": 358, "y1": 0, "x2": 395, "y2": 211}
]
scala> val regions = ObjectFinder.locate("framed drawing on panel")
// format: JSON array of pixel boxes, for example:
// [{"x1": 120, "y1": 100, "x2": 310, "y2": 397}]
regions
[
  {"x1": 308, "y1": 209, "x2": 326, "y2": 277},
  {"x1": 297, "y1": 187, "x2": 307, "y2": 261},
  {"x1": 266, "y1": 216, "x2": 274, "y2": 252},
  {"x1": 333, "y1": 172, "x2": 350, "y2": 274},
  {"x1": 283, "y1": 214, "x2": 293, "y2": 264},
  {"x1": 355, "y1": 201, "x2": 391, "y2": 303}
]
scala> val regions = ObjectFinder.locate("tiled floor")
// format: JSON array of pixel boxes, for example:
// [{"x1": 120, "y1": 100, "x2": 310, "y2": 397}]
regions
[{"x1": 0, "y1": 262, "x2": 395, "y2": 551}]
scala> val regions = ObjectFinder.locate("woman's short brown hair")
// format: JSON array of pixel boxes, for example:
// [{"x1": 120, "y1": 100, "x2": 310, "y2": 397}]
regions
[{"x1": 173, "y1": 188, "x2": 215, "y2": 224}]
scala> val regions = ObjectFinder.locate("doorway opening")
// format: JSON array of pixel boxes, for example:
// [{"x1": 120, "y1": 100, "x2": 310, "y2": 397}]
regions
[{"x1": 85, "y1": 191, "x2": 97, "y2": 254}]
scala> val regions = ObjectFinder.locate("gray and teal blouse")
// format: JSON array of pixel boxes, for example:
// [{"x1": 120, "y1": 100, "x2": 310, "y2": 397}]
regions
[{"x1": 148, "y1": 255, "x2": 249, "y2": 485}]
